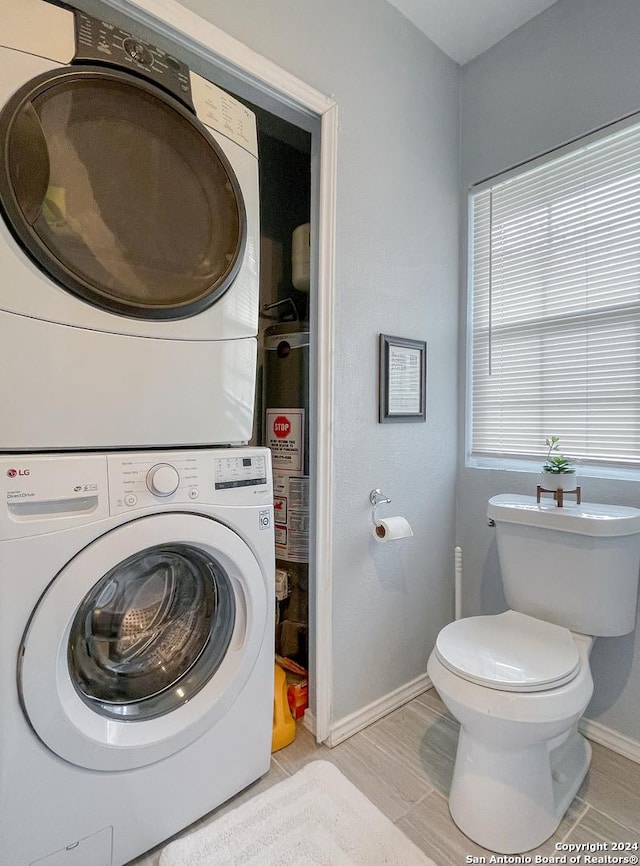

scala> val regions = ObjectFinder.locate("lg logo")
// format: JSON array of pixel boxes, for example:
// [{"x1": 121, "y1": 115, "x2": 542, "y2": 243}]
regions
[{"x1": 6, "y1": 468, "x2": 30, "y2": 478}]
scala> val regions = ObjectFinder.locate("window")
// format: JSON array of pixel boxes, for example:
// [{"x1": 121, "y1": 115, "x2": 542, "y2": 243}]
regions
[{"x1": 469, "y1": 118, "x2": 640, "y2": 468}]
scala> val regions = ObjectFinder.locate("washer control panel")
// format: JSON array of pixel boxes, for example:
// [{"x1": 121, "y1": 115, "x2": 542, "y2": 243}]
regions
[
  {"x1": 107, "y1": 449, "x2": 271, "y2": 514},
  {"x1": 0, "y1": 450, "x2": 272, "y2": 537},
  {"x1": 214, "y1": 454, "x2": 267, "y2": 490},
  {"x1": 109, "y1": 453, "x2": 200, "y2": 512}
]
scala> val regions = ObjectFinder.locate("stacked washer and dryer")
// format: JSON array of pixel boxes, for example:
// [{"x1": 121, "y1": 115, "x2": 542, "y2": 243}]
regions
[{"x1": 0, "y1": 2, "x2": 274, "y2": 865}]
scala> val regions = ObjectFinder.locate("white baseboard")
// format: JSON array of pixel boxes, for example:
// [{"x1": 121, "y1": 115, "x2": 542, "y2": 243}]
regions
[
  {"x1": 325, "y1": 674, "x2": 432, "y2": 748},
  {"x1": 319, "y1": 675, "x2": 640, "y2": 766},
  {"x1": 580, "y1": 717, "x2": 640, "y2": 765},
  {"x1": 302, "y1": 710, "x2": 316, "y2": 737}
]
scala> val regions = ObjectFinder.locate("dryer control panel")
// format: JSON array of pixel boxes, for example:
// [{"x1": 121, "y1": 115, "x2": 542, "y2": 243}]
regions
[{"x1": 73, "y1": 10, "x2": 194, "y2": 107}]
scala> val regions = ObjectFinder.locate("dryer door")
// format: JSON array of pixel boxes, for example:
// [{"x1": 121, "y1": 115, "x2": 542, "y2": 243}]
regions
[
  {"x1": 19, "y1": 513, "x2": 269, "y2": 771},
  {"x1": 0, "y1": 67, "x2": 246, "y2": 320}
]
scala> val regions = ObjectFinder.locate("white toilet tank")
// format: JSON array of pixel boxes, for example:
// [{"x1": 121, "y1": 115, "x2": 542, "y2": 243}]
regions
[{"x1": 487, "y1": 495, "x2": 640, "y2": 636}]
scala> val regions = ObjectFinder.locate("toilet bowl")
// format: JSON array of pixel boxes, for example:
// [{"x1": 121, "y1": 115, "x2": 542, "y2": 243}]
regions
[
  {"x1": 427, "y1": 611, "x2": 594, "y2": 853},
  {"x1": 429, "y1": 495, "x2": 640, "y2": 854}
]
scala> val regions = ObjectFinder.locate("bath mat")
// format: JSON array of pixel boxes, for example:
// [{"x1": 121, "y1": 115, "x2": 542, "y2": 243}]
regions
[{"x1": 159, "y1": 760, "x2": 436, "y2": 866}]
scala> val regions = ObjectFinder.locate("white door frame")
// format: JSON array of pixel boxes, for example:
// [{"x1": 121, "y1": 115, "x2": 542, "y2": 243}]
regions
[{"x1": 101, "y1": 0, "x2": 337, "y2": 742}]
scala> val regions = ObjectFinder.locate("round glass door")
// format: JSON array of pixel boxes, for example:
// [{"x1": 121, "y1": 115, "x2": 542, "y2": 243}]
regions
[
  {"x1": 19, "y1": 513, "x2": 268, "y2": 770},
  {"x1": 0, "y1": 68, "x2": 246, "y2": 319},
  {"x1": 68, "y1": 543, "x2": 235, "y2": 721}
]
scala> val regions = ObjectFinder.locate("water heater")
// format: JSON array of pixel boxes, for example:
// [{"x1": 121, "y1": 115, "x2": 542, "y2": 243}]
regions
[
  {"x1": 264, "y1": 322, "x2": 309, "y2": 666},
  {"x1": 291, "y1": 223, "x2": 310, "y2": 293}
]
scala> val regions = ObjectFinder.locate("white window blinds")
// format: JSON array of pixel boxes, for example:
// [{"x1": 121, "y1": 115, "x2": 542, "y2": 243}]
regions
[{"x1": 470, "y1": 120, "x2": 640, "y2": 466}]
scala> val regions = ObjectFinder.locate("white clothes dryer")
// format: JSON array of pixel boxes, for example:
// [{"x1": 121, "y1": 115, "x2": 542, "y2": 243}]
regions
[
  {"x1": 0, "y1": 0, "x2": 260, "y2": 450},
  {"x1": 0, "y1": 447, "x2": 274, "y2": 866}
]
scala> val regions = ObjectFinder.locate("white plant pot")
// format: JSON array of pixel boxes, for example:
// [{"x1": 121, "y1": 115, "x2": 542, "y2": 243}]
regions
[{"x1": 539, "y1": 470, "x2": 577, "y2": 492}]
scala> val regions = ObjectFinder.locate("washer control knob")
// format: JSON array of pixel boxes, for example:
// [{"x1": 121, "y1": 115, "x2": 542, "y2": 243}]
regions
[{"x1": 146, "y1": 463, "x2": 179, "y2": 497}]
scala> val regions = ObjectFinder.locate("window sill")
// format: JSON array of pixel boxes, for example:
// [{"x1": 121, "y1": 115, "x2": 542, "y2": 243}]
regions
[{"x1": 466, "y1": 455, "x2": 640, "y2": 484}]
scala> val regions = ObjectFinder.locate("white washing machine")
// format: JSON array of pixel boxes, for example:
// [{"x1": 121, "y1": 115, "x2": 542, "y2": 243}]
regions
[
  {"x1": 0, "y1": 447, "x2": 274, "y2": 866},
  {"x1": 0, "y1": 0, "x2": 260, "y2": 450}
]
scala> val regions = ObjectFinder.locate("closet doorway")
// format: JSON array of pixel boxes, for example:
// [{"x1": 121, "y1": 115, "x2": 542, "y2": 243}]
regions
[{"x1": 95, "y1": 0, "x2": 337, "y2": 742}]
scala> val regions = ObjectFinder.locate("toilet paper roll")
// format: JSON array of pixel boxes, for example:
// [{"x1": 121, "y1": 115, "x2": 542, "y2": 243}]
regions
[{"x1": 373, "y1": 516, "x2": 414, "y2": 543}]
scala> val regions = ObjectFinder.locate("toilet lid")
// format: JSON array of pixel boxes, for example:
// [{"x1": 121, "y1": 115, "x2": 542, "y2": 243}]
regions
[{"x1": 435, "y1": 611, "x2": 581, "y2": 692}]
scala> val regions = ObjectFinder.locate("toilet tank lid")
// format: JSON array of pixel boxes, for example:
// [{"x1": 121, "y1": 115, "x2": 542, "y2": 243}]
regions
[{"x1": 487, "y1": 494, "x2": 640, "y2": 536}]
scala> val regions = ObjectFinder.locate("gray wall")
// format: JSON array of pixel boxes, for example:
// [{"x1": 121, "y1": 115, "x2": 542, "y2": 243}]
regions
[
  {"x1": 174, "y1": 0, "x2": 460, "y2": 722},
  {"x1": 459, "y1": 0, "x2": 640, "y2": 741}
]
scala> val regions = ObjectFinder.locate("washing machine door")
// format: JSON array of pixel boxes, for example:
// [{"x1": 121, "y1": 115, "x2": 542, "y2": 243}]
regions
[
  {"x1": 19, "y1": 513, "x2": 269, "y2": 771},
  {"x1": 0, "y1": 67, "x2": 246, "y2": 320}
]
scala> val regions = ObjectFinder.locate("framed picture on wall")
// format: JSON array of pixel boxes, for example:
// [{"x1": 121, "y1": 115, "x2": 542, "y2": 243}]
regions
[{"x1": 379, "y1": 334, "x2": 427, "y2": 423}]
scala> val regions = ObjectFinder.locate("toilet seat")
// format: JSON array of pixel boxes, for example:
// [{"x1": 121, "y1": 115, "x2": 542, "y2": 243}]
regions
[{"x1": 435, "y1": 611, "x2": 580, "y2": 692}]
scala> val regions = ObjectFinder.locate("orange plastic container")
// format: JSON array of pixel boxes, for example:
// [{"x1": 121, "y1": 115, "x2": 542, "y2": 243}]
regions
[
  {"x1": 287, "y1": 680, "x2": 308, "y2": 720},
  {"x1": 271, "y1": 663, "x2": 296, "y2": 752}
]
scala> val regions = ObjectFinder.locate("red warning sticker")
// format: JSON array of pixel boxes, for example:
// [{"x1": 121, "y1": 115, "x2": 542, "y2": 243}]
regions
[{"x1": 266, "y1": 408, "x2": 304, "y2": 472}]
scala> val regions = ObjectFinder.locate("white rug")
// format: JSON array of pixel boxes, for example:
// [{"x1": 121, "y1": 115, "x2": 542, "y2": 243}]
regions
[{"x1": 159, "y1": 760, "x2": 437, "y2": 866}]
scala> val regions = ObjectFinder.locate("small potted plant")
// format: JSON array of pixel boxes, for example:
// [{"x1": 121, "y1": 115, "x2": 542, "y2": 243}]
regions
[{"x1": 541, "y1": 435, "x2": 577, "y2": 491}]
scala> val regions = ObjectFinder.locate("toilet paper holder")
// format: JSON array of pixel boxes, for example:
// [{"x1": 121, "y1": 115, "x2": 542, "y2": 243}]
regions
[{"x1": 369, "y1": 488, "x2": 391, "y2": 525}]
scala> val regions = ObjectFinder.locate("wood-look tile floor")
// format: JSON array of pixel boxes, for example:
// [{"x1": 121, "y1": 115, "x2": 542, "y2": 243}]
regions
[{"x1": 130, "y1": 688, "x2": 640, "y2": 865}]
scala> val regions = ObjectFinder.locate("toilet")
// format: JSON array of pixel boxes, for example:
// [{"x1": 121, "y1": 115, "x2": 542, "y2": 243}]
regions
[{"x1": 427, "y1": 494, "x2": 640, "y2": 854}]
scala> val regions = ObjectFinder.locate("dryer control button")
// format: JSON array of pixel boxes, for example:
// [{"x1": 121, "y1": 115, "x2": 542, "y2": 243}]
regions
[
  {"x1": 123, "y1": 37, "x2": 153, "y2": 66},
  {"x1": 147, "y1": 463, "x2": 180, "y2": 497},
  {"x1": 125, "y1": 493, "x2": 138, "y2": 507}
]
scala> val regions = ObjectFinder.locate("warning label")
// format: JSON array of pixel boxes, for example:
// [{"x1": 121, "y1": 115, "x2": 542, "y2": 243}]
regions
[
  {"x1": 266, "y1": 408, "x2": 304, "y2": 473},
  {"x1": 273, "y1": 472, "x2": 309, "y2": 563},
  {"x1": 274, "y1": 495, "x2": 288, "y2": 523}
]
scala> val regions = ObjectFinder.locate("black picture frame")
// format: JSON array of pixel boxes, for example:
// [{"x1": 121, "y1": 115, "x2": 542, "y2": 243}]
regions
[{"x1": 379, "y1": 334, "x2": 427, "y2": 423}]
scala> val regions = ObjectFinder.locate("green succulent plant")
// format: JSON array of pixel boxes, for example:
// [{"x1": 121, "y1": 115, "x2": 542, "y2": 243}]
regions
[{"x1": 543, "y1": 435, "x2": 575, "y2": 474}]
